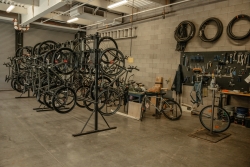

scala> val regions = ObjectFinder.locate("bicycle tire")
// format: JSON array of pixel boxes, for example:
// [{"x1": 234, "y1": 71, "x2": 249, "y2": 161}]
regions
[
  {"x1": 199, "y1": 105, "x2": 230, "y2": 133},
  {"x1": 52, "y1": 87, "x2": 76, "y2": 114},
  {"x1": 199, "y1": 17, "x2": 223, "y2": 42},
  {"x1": 100, "y1": 48, "x2": 125, "y2": 76},
  {"x1": 43, "y1": 92, "x2": 53, "y2": 108},
  {"x1": 75, "y1": 85, "x2": 89, "y2": 108},
  {"x1": 52, "y1": 47, "x2": 78, "y2": 75},
  {"x1": 162, "y1": 99, "x2": 182, "y2": 120},
  {"x1": 98, "y1": 88, "x2": 121, "y2": 116},
  {"x1": 227, "y1": 14, "x2": 250, "y2": 40},
  {"x1": 98, "y1": 36, "x2": 118, "y2": 51}
]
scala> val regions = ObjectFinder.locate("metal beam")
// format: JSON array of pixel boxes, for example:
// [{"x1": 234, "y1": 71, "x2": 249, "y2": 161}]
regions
[
  {"x1": 75, "y1": 0, "x2": 134, "y2": 14},
  {"x1": 13, "y1": 0, "x2": 39, "y2": 6},
  {"x1": 43, "y1": 12, "x2": 94, "y2": 25},
  {"x1": 21, "y1": 0, "x2": 68, "y2": 26},
  {"x1": 148, "y1": 0, "x2": 167, "y2": 5},
  {"x1": 0, "y1": 3, "x2": 27, "y2": 14}
]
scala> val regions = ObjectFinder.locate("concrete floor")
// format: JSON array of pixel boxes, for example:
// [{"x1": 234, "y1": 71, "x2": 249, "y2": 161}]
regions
[{"x1": 0, "y1": 91, "x2": 250, "y2": 167}]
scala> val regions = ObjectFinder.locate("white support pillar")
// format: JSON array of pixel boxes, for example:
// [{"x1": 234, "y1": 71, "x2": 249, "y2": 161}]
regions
[{"x1": 21, "y1": 0, "x2": 70, "y2": 26}]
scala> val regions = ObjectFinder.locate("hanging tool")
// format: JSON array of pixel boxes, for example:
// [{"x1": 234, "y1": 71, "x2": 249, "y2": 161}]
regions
[
  {"x1": 230, "y1": 54, "x2": 233, "y2": 64},
  {"x1": 227, "y1": 66, "x2": 231, "y2": 75},
  {"x1": 229, "y1": 79, "x2": 235, "y2": 87},
  {"x1": 237, "y1": 76, "x2": 241, "y2": 82},
  {"x1": 233, "y1": 51, "x2": 237, "y2": 62},
  {"x1": 225, "y1": 53, "x2": 229, "y2": 64},
  {"x1": 191, "y1": 75, "x2": 195, "y2": 84},
  {"x1": 182, "y1": 55, "x2": 186, "y2": 66},
  {"x1": 241, "y1": 54, "x2": 244, "y2": 66},
  {"x1": 246, "y1": 53, "x2": 250, "y2": 69},
  {"x1": 244, "y1": 53, "x2": 247, "y2": 64},
  {"x1": 237, "y1": 52, "x2": 242, "y2": 64},
  {"x1": 184, "y1": 76, "x2": 190, "y2": 83},
  {"x1": 231, "y1": 67, "x2": 237, "y2": 77}
]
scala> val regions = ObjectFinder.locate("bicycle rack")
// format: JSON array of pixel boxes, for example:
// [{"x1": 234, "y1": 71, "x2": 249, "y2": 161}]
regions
[{"x1": 72, "y1": 33, "x2": 117, "y2": 137}]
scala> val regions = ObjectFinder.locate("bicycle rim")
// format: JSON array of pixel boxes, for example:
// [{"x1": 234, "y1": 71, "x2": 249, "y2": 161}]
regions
[
  {"x1": 98, "y1": 89, "x2": 121, "y2": 116},
  {"x1": 162, "y1": 99, "x2": 182, "y2": 120},
  {"x1": 199, "y1": 105, "x2": 230, "y2": 133},
  {"x1": 52, "y1": 87, "x2": 76, "y2": 114}
]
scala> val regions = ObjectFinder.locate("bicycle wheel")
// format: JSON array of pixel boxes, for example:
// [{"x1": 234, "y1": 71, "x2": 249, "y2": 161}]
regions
[
  {"x1": 98, "y1": 36, "x2": 118, "y2": 51},
  {"x1": 98, "y1": 89, "x2": 121, "y2": 116},
  {"x1": 43, "y1": 91, "x2": 53, "y2": 109},
  {"x1": 199, "y1": 105, "x2": 230, "y2": 133},
  {"x1": 75, "y1": 85, "x2": 89, "y2": 108},
  {"x1": 52, "y1": 48, "x2": 78, "y2": 75},
  {"x1": 52, "y1": 87, "x2": 76, "y2": 114},
  {"x1": 100, "y1": 48, "x2": 125, "y2": 76},
  {"x1": 162, "y1": 99, "x2": 182, "y2": 120}
]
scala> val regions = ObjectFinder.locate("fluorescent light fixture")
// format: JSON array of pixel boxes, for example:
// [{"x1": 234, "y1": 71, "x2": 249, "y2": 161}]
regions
[
  {"x1": 6, "y1": 5, "x2": 15, "y2": 13},
  {"x1": 108, "y1": 0, "x2": 128, "y2": 9},
  {"x1": 67, "y1": 18, "x2": 78, "y2": 23}
]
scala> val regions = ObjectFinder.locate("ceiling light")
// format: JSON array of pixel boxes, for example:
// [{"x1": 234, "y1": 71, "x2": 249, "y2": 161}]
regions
[
  {"x1": 108, "y1": 0, "x2": 128, "y2": 9},
  {"x1": 6, "y1": 5, "x2": 15, "y2": 13},
  {"x1": 67, "y1": 18, "x2": 78, "y2": 23}
]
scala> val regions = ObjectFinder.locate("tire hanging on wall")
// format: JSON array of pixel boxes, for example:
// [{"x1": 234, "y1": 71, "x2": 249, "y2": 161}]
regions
[
  {"x1": 227, "y1": 14, "x2": 250, "y2": 40},
  {"x1": 174, "y1": 20, "x2": 196, "y2": 52},
  {"x1": 199, "y1": 17, "x2": 223, "y2": 42}
]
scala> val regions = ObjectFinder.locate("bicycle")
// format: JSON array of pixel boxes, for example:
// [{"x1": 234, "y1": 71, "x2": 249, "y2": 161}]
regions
[
  {"x1": 199, "y1": 87, "x2": 230, "y2": 133},
  {"x1": 140, "y1": 91, "x2": 182, "y2": 121}
]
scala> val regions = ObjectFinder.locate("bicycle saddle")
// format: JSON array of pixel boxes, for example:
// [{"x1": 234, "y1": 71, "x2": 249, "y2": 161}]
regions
[{"x1": 145, "y1": 92, "x2": 166, "y2": 96}]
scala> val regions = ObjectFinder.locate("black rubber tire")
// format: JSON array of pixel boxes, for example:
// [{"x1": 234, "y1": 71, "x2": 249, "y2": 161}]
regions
[
  {"x1": 38, "y1": 40, "x2": 58, "y2": 55},
  {"x1": 227, "y1": 14, "x2": 250, "y2": 40},
  {"x1": 75, "y1": 85, "x2": 90, "y2": 108},
  {"x1": 98, "y1": 36, "x2": 118, "y2": 51},
  {"x1": 199, "y1": 105, "x2": 231, "y2": 133},
  {"x1": 52, "y1": 87, "x2": 76, "y2": 114},
  {"x1": 99, "y1": 48, "x2": 125, "y2": 76},
  {"x1": 162, "y1": 99, "x2": 182, "y2": 120},
  {"x1": 199, "y1": 17, "x2": 223, "y2": 42},
  {"x1": 98, "y1": 88, "x2": 121, "y2": 116},
  {"x1": 52, "y1": 47, "x2": 78, "y2": 75},
  {"x1": 174, "y1": 20, "x2": 196, "y2": 42}
]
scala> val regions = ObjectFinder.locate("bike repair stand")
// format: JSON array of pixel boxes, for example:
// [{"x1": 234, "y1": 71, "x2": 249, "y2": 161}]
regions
[
  {"x1": 73, "y1": 33, "x2": 117, "y2": 137},
  {"x1": 188, "y1": 87, "x2": 231, "y2": 143}
]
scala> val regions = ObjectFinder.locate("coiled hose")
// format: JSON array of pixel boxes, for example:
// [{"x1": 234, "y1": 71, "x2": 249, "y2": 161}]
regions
[
  {"x1": 174, "y1": 20, "x2": 196, "y2": 52},
  {"x1": 227, "y1": 14, "x2": 250, "y2": 40},
  {"x1": 199, "y1": 17, "x2": 223, "y2": 42}
]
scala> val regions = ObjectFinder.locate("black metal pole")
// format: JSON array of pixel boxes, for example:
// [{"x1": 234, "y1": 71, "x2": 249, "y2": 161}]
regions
[{"x1": 94, "y1": 33, "x2": 99, "y2": 131}]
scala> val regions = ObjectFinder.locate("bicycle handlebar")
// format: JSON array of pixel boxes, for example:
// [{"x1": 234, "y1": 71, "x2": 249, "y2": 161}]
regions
[{"x1": 127, "y1": 66, "x2": 139, "y2": 71}]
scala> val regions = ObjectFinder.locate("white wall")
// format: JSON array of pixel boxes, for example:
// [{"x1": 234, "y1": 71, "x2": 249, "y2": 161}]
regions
[{"x1": 88, "y1": 0, "x2": 250, "y2": 108}]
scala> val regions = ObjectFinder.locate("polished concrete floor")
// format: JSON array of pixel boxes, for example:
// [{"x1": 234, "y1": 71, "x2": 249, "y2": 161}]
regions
[{"x1": 0, "y1": 91, "x2": 250, "y2": 167}]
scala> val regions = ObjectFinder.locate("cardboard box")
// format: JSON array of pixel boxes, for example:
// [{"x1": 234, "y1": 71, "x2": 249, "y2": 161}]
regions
[
  {"x1": 155, "y1": 77, "x2": 163, "y2": 83},
  {"x1": 128, "y1": 101, "x2": 142, "y2": 120}
]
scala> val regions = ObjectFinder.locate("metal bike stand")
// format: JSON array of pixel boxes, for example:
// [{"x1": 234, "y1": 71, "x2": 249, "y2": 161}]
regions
[
  {"x1": 73, "y1": 33, "x2": 117, "y2": 137},
  {"x1": 209, "y1": 87, "x2": 218, "y2": 134},
  {"x1": 15, "y1": 88, "x2": 35, "y2": 98}
]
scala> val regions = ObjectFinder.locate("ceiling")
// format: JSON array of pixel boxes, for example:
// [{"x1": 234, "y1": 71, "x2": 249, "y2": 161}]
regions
[{"x1": 0, "y1": 0, "x2": 167, "y2": 30}]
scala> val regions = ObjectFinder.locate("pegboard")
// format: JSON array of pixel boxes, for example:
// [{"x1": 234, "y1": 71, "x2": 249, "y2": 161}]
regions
[{"x1": 180, "y1": 51, "x2": 250, "y2": 92}]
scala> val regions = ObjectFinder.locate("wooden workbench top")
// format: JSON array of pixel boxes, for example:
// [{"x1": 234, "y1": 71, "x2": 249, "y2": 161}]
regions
[{"x1": 221, "y1": 91, "x2": 250, "y2": 97}]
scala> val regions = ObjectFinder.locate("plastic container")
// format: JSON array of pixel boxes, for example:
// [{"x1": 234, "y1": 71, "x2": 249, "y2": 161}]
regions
[
  {"x1": 236, "y1": 107, "x2": 249, "y2": 116},
  {"x1": 245, "y1": 117, "x2": 250, "y2": 128}
]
